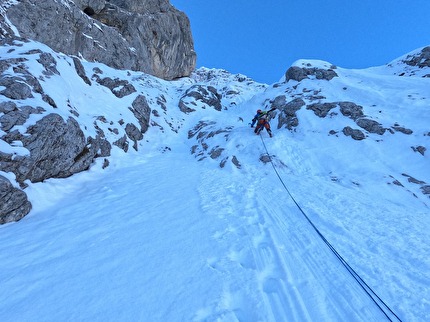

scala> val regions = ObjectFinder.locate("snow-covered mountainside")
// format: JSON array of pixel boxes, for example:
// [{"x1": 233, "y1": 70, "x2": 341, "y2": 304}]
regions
[{"x1": 0, "y1": 38, "x2": 429, "y2": 321}]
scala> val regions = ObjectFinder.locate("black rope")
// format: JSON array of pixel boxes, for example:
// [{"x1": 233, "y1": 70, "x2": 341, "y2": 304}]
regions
[{"x1": 259, "y1": 134, "x2": 402, "y2": 322}]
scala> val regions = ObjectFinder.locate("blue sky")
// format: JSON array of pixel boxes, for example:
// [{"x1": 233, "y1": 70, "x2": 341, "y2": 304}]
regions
[{"x1": 170, "y1": 0, "x2": 430, "y2": 84}]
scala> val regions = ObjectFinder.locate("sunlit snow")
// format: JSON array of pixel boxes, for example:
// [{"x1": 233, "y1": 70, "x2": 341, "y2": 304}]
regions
[{"x1": 0, "y1": 40, "x2": 429, "y2": 322}]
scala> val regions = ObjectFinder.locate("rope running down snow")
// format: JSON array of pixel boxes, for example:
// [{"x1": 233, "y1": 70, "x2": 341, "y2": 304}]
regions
[{"x1": 259, "y1": 134, "x2": 402, "y2": 322}]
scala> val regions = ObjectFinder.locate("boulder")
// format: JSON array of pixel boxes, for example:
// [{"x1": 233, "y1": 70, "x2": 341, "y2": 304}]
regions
[
  {"x1": 0, "y1": 76, "x2": 33, "y2": 100},
  {"x1": 285, "y1": 66, "x2": 338, "y2": 82},
  {"x1": 412, "y1": 146, "x2": 426, "y2": 156},
  {"x1": 339, "y1": 102, "x2": 364, "y2": 120},
  {"x1": 125, "y1": 123, "x2": 143, "y2": 151},
  {"x1": 130, "y1": 95, "x2": 152, "y2": 134},
  {"x1": 93, "y1": 75, "x2": 137, "y2": 98},
  {"x1": 343, "y1": 126, "x2": 365, "y2": 140},
  {"x1": 0, "y1": 104, "x2": 45, "y2": 132},
  {"x1": 392, "y1": 126, "x2": 413, "y2": 135},
  {"x1": 356, "y1": 118, "x2": 386, "y2": 135},
  {"x1": 0, "y1": 175, "x2": 32, "y2": 224}
]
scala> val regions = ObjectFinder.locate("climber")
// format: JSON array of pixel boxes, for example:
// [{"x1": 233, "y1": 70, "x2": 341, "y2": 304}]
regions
[{"x1": 250, "y1": 107, "x2": 277, "y2": 137}]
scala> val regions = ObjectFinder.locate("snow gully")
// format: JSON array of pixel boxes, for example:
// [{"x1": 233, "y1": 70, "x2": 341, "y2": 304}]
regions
[{"x1": 259, "y1": 134, "x2": 403, "y2": 322}]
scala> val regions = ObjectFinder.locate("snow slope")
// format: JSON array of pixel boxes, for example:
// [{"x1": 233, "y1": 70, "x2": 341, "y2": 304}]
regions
[{"x1": 0, "y1": 40, "x2": 429, "y2": 321}]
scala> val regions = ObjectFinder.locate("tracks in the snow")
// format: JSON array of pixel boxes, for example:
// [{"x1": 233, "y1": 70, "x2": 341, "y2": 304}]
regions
[{"x1": 197, "y1": 165, "x2": 386, "y2": 321}]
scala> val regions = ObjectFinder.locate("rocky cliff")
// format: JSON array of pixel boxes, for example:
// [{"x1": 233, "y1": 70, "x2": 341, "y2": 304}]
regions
[{"x1": 2, "y1": 0, "x2": 196, "y2": 80}]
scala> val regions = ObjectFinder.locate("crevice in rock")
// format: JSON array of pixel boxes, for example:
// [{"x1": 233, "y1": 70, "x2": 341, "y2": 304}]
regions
[{"x1": 83, "y1": 7, "x2": 95, "y2": 17}]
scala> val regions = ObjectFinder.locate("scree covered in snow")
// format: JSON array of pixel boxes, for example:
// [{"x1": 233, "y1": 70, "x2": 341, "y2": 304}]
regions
[{"x1": 0, "y1": 39, "x2": 429, "y2": 322}]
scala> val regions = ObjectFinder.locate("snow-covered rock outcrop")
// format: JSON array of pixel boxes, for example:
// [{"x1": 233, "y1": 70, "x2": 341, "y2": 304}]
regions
[{"x1": 284, "y1": 60, "x2": 338, "y2": 82}]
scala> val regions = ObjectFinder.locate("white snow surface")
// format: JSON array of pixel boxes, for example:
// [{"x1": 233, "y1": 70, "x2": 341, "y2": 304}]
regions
[{"x1": 0, "y1": 40, "x2": 429, "y2": 322}]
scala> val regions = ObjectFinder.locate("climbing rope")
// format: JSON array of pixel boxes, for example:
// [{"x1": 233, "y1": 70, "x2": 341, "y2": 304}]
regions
[{"x1": 259, "y1": 134, "x2": 402, "y2": 322}]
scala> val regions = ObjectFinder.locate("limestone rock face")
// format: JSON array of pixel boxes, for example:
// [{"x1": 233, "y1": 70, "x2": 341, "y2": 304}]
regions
[
  {"x1": 4, "y1": 0, "x2": 196, "y2": 80},
  {"x1": 1, "y1": 113, "x2": 111, "y2": 185}
]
